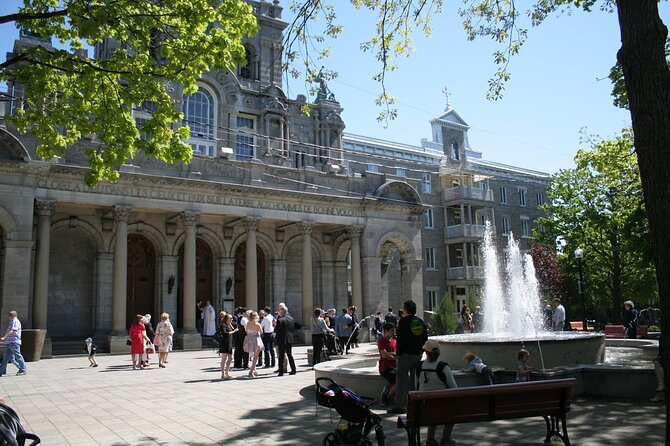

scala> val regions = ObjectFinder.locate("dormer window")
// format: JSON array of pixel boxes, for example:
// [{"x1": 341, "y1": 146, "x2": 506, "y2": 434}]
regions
[
  {"x1": 450, "y1": 141, "x2": 460, "y2": 160},
  {"x1": 239, "y1": 44, "x2": 257, "y2": 80}
]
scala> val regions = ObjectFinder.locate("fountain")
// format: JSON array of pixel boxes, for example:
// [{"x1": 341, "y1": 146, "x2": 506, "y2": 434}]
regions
[
  {"x1": 313, "y1": 224, "x2": 659, "y2": 402},
  {"x1": 433, "y1": 222, "x2": 605, "y2": 369}
]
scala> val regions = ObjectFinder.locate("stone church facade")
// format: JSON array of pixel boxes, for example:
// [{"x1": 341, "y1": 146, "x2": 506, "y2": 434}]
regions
[
  {"x1": 0, "y1": 1, "x2": 427, "y2": 353},
  {"x1": 0, "y1": 0, "x2": 548, "y2": 352}
]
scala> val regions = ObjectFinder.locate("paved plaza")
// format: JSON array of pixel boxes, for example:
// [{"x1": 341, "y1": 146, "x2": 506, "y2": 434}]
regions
[{"x1": 0, "y1": 346, "x2": 665, "y2": 445}]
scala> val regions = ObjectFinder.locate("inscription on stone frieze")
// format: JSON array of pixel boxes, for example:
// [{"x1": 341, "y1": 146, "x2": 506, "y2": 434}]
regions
[{"x1": 34, "y1": 178, "x2": 364, "y2": 218}]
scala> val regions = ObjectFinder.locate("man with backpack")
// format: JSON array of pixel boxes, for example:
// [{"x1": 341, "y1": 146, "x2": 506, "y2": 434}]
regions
[{"x1": 389, "y1": 300, "x2": 427, "y2": 414}]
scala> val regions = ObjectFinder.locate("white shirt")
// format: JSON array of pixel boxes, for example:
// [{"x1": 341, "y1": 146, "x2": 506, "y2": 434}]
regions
[
  {"x1": 261, "y1": 314, "x2": 274, "y2": 333},
  {"x1": 240, "y1": 316, "x2": 248, "y2": 328},
  {"x1": 553, "y1": 304, "x2": 566, "y2": 324}
]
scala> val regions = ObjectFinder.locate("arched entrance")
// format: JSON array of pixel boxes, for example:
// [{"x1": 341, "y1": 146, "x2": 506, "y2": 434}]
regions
[
  {"x1": 127, "y1": 234, "x2": 156, "y2": 326},
  {"x1": 234, "y1": 242, "x2": 266, "y2": 310},
  {"x1": 177, "y1": 237, "x2": 213, "y2": 328},
  {"x1": 380, "y1": 241, "x2": 403, "y2": 314}
]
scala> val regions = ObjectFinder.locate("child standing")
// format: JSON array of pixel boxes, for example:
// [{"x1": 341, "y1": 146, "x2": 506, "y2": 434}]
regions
[
  {"x1": 84, "y1": 337, "x2": 98, "y2": 367},
  {"x1": 377, "y1": 322, "x2": 397, "y2": 407},
  {"x1": 516, "y1": 348, "x2": 531, "y2": 382},
  {"x1": 463, "y1": 352, "x2": 495, "y2": 385}
]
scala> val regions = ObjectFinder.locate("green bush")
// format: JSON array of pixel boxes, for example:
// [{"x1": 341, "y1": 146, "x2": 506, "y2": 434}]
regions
[{"x1": 430, "y1": 292, "x2": 458, "y2": 335}]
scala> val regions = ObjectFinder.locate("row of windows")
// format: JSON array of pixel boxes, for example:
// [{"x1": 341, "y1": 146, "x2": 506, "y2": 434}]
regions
[
  {"x1": 500, "y1": 216, "x2": 533, "y2": 237},
  {"x1": 499, "y1": 187, "x2": 544, "y2": 207},
  {"x1": 346, "y1": 143, "x2": 441, "y2": 165}
]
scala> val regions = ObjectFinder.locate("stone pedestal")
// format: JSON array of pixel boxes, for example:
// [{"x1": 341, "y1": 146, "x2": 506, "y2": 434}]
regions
[
  {"x1": 41, "y1": 337, "x2": 52, "y2": 359},
  {"x1": 108, "y1": 335, "x2": 131, "y2": 355},
  {"x1": 21, "y1": 329, "x2": 47, "y2": 362},
  {"x1": 176, "y1": 332, "x2": 202, "y2": 351}
]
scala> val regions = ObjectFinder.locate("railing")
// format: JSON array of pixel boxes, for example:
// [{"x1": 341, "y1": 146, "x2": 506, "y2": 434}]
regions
[
  {"x1": 447, "y1": 266, "x2": 484, "y2": 280},
  {"x1": 443, "y1": 186, "x2": 494, "y2": 203},
  {"x1": 445, "y1": 224, "x2": 486, "y2": 239}
]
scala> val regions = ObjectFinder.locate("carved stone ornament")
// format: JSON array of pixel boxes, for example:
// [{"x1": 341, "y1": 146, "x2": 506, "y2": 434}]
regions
[
  {"x1": 180, "y1": 211, "x2": 199, "y2": 226},
  {"x1": 34, "y1": 199, "x2": 55, "y2": 216},
  {"x1": 300, "y1": 221, "x2": 314, "y2": 235},
  {"x1": 164, "y1": 80, "x2": 176, "y2": 93},
  {"x1": 244, "y1": 216, "x2": 260, "y2": 231},
  {"x1": 112, "y1": 205, "x2": 132, "y2": 222},
  {"x1": 347, "y1": 225, "x2": 363, "y2": 238}
]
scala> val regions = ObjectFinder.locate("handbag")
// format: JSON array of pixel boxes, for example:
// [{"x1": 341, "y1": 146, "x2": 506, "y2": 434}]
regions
[
  {"x1": 145, "y1": 343, "x2": 155, "y2": 354},
  {"x1": 126, "y1": 339, "x2": 132, "y2": 346},
  {"x1": 153, "y1": 334, "x2": 160, "y2": 346}
]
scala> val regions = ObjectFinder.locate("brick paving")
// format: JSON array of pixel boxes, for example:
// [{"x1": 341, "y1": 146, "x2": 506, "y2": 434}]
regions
[{"x1": 0, "y1": 346, "x2": 664, "y2": 445}]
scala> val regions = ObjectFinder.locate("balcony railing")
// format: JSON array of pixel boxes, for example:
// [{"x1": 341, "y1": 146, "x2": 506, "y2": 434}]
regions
[
  {"x1": 445, "y1": 224, "x2": 486, "y2": 239},
  {"x1": 447, "y1": 266, "x2": 483, "y2": 280},
  {"x1": 443, "y1": 186, "x2": 494, "y2": 203}
]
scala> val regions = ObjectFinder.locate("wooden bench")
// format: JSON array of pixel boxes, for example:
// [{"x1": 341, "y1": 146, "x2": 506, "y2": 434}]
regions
[
  {"x1": 604, "y1": 324, "x2": 648, "y2": 338},
  {"x1": 569, "y1": 321, "x2": 594, "y2": 331},
  {"x1": 397, "y1": 378, "x2": 576, "y2": 446}
]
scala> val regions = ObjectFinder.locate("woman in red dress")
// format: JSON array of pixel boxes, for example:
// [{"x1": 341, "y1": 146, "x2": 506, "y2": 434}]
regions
[{"x1": 129, "y1": 314, "x2": 148, "y2": 370}]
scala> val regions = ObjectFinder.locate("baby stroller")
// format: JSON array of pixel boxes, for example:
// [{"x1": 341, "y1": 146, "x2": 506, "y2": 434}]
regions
[
  {"x1": 323, "y1": 332, "x2": 343, "y2": 358},
  {"x1": 316, "y1": 377, "x2": 385, "y2": 446}
]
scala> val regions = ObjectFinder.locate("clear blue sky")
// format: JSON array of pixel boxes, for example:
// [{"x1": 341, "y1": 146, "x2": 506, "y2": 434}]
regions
[{"x1": 1, "y1": 1, "x2": 667, "y2": 175}]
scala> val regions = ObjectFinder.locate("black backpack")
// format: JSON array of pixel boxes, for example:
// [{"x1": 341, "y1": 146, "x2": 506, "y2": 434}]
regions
[
  {"x1": 0, "y1": 403, "x2": 40, "y2": 446},
  {"x1": 417, "y1": 361, "x2": 450, "y2": 388}
]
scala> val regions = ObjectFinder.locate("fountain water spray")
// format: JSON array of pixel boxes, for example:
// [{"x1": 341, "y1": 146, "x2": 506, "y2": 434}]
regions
[{"x1": 482, "y1": 221, "x2": 546, "y2": 339}]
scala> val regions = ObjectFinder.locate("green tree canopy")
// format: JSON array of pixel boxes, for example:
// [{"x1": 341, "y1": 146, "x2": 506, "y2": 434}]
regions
[
  {"x1": 535, "y1": 130, "x2": 656, "y2": 320},
  {"x1": 0, "y1": 0, "x2": 258, "y2": 186}
]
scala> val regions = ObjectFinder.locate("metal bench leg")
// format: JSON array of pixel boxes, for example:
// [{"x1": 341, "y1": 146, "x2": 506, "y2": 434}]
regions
[{"x1": 543, "y1": 415, "x2": 570, "y2": 446}]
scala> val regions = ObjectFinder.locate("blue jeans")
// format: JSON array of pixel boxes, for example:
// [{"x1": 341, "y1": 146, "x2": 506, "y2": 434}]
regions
[{"x1": 0, "y1": 342, "x2": 26, "y2": 375}]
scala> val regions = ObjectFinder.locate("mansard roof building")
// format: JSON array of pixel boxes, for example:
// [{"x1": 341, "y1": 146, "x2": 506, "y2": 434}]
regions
[{"x1": 0, "y1": 0, "x2": 547, "y2": 352}]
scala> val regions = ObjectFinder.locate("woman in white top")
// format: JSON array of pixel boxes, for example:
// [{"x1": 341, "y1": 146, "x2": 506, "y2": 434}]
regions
[{"x1": 155, "y1": 312, "x2": 174, "y2": 368}]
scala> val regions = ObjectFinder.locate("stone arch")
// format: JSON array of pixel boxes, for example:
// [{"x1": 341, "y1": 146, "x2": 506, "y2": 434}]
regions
[
  {"x1": 230, "y1": 230, "x2": 279, "y2": 260},
  {"x1": 0, "y1": 206, "x2": 19, "y2": 240},
  {"x1": 0, "y1": 129, "x2": 30, "y2": 162},
  {"x1": 333, "y1": 231, "x2": 352, "y2": 262},
  {"x1": 279, "y1": 232, "x2": 324, "y2": 260},
  {"x1": 374, "y1": 180, "x2": 423, "y2": 206},
  {"x1": 123, "y1": 221, "x2": 167, "y2": 256},
  {"x1": 191, "y1": 225, "x2": 226, "y2": 258},
  {"x1": 375, "y1": 230, "x2": 417, "y2": 261},
  {"x1": 51, "y1": 217, "x2": 105, "y2": 253}
]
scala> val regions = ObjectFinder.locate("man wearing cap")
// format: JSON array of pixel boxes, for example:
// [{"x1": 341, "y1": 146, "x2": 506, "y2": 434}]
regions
[{"x1": 390, "y1": 300, "x2": 427, "y2": 414}]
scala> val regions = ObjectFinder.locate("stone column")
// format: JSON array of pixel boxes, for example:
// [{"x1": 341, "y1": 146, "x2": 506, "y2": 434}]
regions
[
  {"x1": 33, "y1": 199, "x2": 55, "y2": 330},
  {"x1": 300, "y1": 222, "x2": 314, "y2": 326},
  {"x1": 348, "y1": 226, "x2": 363, "y2": 315},
  {"x1": 109, "y1": 206, "x2": 131, "y2": 353},
  {"x1": 271, "y1": 258, "x2": 287, "y2": 312},
  {"x1": 245, "y1": 217, "x2": 259, "y2": 311},
  {"x1": 161, "y1": 255, "x2": 179, "y2": 318},
  {"x1": 177, "y1": 211, "x2": 202, "y2": 350},
  {"x1": 1, "y1": 241, "x2": 33, "y2": 319},
  {"x1": 361, "y1": 256, "x2": 382, "y2": 317},
  {"x1": 94, "y1": 253, "x2": 113, "y2": 340},
  {"x1": 111, "y1": 206, "x2": 131, "y2": 334}
]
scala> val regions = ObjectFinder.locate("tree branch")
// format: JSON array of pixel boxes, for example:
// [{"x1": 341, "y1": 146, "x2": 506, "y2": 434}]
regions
[{"x1": 0, "y1": 9, "x2": 69, "y2": 25}]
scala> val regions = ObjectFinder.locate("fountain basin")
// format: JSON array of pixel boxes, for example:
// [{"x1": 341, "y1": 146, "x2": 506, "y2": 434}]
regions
[{"x1": 432, "y1": 332, "x2": 606, "y2": 369}]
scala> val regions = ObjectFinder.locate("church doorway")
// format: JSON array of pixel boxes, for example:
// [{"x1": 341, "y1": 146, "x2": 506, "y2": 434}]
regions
[
  {"x1": 126, "y1": 234, "x2": 156, "y2": 326},
  {"x1": 234, "y1": 242, "x2": 266, "y2": 311},
  {"x1": 177, "y1": 238, "x2": 213, "y2": 328}
]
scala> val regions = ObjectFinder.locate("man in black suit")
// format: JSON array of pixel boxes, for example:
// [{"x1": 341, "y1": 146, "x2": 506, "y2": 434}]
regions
[{"x1": 274, "y1": 303, "x2": 296, "y2": 376}]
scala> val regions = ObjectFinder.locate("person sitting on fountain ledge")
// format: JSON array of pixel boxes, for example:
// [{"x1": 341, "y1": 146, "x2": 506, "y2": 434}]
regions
[{"x1": 463, "y1": 352, "x2": 494, "y2": 385}]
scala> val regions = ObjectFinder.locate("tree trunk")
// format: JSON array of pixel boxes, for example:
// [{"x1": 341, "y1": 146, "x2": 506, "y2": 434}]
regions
[
  {"x1": 610, "y1": 232, "x2": 623, "y2": 318},
  {"x1": 616, "y1": 1, "x2": 670, "y2": 443}
]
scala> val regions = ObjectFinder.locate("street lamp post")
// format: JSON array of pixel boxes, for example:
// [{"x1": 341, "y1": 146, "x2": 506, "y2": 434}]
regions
[{"x1": 574, "y1": 248, "x2": 587, "y2": 331}]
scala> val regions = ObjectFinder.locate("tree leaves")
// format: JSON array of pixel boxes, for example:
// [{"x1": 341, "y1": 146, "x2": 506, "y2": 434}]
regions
[{"x1": 1, "y1": 0, "x2": 258, "y2": 186}]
